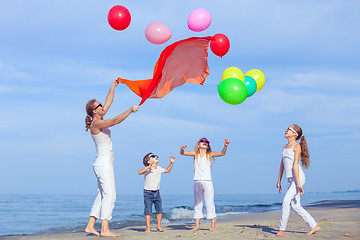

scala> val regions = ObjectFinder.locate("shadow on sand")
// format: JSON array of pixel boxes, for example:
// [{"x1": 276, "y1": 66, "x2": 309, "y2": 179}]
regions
[
  {"x1": 235, "y1": 224, "x2": 307, "y2": 235},
  {"x1": 166, "y1": 224, "x2": 194, "y2": 231},
  {"x1": 127, "y1": 227, "x2": 145, "y2": 232}
]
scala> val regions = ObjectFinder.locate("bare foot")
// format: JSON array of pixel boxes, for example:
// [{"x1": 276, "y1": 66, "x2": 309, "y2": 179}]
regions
[
  {"x1": 306, "y1": 225, "x2": 320, "y2": 235},
  {"x1": 210, "y1": 219, "x2": 216, "y2": 232},
  {"x1": 145, "y1": 229, "x2": 151, "y2": 233},
  {"x1": 85, "y1": 227, "x2": 100, "y2": 236},
  {"x1": 190, "y1": 227, "x2": 199, "y2": 231},
  {"x1": 100, "y1": 230, "x2": 120, "y2": 237},
  {"x1": 276, "y1": 230, "x2": 285, "y2": 236},
  {"x1": 157, "y1": 227, "x2": 164, "y2": 232}
]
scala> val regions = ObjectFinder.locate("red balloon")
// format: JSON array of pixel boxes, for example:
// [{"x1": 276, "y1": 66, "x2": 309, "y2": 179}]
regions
[
  {"x1": 107, "y1": 5, "x2": 131, "y2": 31},
  {"x1": 210, "y1": 33, "x2": 230, "y2": 57}
]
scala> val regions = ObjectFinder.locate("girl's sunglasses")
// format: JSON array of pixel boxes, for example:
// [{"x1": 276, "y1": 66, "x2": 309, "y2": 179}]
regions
[
  {"x1": 199, "y1": 139, "x2": 210, "y2": 144},
  {"x1": 94, "y1": 103, "x2": 102, "y2": 110},
  {"x1": 147, "y1": 154, "x2": 158, "y2": 161},
  {"x1": 286, "y1": 127, "x2": 298, "y2": 136}
]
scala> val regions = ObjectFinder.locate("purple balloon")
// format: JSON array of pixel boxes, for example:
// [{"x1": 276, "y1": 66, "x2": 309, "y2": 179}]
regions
[
  {"x1": 145, "y1": 22, "x2": 172, "y2": 45},
  {"x1": 187, "y1": 8, "x2": 211, "y2": 32}
]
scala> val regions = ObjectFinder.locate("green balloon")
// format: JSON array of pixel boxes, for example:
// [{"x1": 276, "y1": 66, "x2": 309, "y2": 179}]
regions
[
  {"x1": 244, "y1": 76, "x2": 257, "y2": 97},
  {"x1": 217, "y1": 78, "x2": 248, "y2": 105}
]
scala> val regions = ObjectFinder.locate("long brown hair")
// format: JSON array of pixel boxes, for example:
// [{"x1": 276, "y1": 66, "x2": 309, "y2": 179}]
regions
[
  {"x1": 85, "y1": 99, "x2": 97, "y2": 131},
  {"x1": 292, "y1": 124, "x2": 310, "y2": 169},
  {"x1": 194, "y1": 138, "x2": 213, "y2": 164}
]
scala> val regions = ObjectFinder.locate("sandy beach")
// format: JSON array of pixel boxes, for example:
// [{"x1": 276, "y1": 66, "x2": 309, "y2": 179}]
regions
[{"x1": 1, "y1": 200, "x2": 359, "y2": 240}]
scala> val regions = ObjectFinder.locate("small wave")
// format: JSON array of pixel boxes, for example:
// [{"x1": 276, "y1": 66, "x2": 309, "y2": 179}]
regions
[
  {"x1": 216, "y1": 211, "x2": 248, "y2": 217},
  {"x1": 169, "y1": 206, "x2": 194, "y2": 220},
  {"x1": 161, "y1": 218, "x2": 170, "y2": 224},
  {"x1": 333, "y1": 190, "x2": 360, "y2": 193},
  {"x1": 217, "y1": 202, "x2": 282, "y2": 213},
  {"x1": 251, "y1": 203, "x2": 282, "y2": 208}
]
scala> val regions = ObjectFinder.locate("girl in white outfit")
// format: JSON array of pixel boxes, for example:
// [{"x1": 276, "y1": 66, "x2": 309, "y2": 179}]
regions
[
  {"x1": 276, "y1": 124, "x2": 320, "y2": 236},
  {"x1": 84, "y1": 80, "x2": 139, "y2": 237},
  {"x1": 180, "y1": 138, "x2": 230, "y2": 232}
]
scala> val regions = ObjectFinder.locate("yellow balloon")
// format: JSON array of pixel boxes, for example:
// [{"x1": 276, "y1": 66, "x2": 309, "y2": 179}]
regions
[
  {"x1": 245, "y1": 69, "x2": 265, "y2": 92},
  {"x1": 222, "y1": 67, "x2": 244, "y2": 82}
]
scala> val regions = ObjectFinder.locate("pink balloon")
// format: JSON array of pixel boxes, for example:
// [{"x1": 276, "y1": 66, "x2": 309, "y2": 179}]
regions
[
  {"x1": 145, "y1": 22, "x2": 172, "y2": 44},
  {"x1": 187, "y1": 8, "x2": 211, "y2": 32}
]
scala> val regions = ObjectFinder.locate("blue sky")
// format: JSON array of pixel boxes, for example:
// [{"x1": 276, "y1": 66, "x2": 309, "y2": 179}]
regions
[{"x1": 1, "y1": 0, "x2": 359, "y2": 195}]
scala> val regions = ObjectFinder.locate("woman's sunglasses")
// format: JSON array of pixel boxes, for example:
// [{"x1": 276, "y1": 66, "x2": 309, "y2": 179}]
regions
[
  {"x1": 94, "y1": 103, "x2": 102, "y2": 110},
  {"x1": 199, "y1": 139, "x2": 210, "y2": 144}
]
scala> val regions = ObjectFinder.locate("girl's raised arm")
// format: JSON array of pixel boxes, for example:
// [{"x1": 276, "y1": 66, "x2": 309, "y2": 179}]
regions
[
  {"x1": 211, "y1": 139, "x2": 229, "y2": 157},
  {"x1": 180, "y1": 145, "x2": 195, "y2": 156}
]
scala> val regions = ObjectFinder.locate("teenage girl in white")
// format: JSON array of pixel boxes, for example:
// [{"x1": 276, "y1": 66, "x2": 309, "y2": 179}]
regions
[
  {"x1": 180, "y1": 138, "x2": 229, "y2": 232},
  {"x1": 276, "y1": 124, "x2": 320, "y2": 236},
  {"x1": 84, "y1": 80, "x2": 139, "y2": 237}
]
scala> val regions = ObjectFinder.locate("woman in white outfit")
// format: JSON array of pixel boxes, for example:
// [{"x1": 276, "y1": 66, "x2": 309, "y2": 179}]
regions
[
  {"x1": 276, "y1": 124, "x2": 320, "y2": 236},
  {"x1": 180, "y1": 138, "x2": 229, "y2": 232},
  {"x1": 84, "y1": 80, "x2": 139, "y2": 237}
]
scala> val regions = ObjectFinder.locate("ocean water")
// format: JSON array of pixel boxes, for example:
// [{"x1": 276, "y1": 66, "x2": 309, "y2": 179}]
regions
[{"x1": 0, "y1": 191, "x2": 359, "y2": 236}]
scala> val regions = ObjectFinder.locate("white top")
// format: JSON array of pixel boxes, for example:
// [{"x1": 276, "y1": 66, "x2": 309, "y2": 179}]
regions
[
  {"x1": 282, "y1": 144, "x2": 304, "y2": 178},
  {"x1": 144, "y1": 166, "x2": 166, "y2": 190},
  {"x1": 194, "y1": 154, "x2": 212, "y2": 181},
  {"x1": 91, "y1": 128, "x2": 114, "y2": 165}
]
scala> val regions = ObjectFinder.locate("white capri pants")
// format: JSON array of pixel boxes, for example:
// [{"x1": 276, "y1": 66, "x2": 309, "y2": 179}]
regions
[
  {"x1": 279, "y1": 174, "x2": 317, "y2": 230},
  {"x1": 194, "y1": 180, "x2": 216, "y2": 219},
  {"x1": 90, "y1": 155, "x2": 116, "y2": 221}
]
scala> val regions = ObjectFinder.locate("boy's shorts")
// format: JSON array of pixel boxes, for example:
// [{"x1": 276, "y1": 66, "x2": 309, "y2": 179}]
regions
[{"x1": 144, "y1": 189, "x2": 163, "y2": 215}]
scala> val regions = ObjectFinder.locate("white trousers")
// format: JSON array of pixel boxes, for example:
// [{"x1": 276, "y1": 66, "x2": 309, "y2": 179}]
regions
[
  {"x1": 90, "y1": 157, "x2": 116, "y2": 221},
  {"x1": 279, "y1": 174, "x2": 317, "y2": 230},
  {"x1": 194, "y1": 180, "x2": 216, "y2": 219}
]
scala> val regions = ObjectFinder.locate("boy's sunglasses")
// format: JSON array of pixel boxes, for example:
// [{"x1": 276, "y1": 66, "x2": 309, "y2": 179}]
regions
[
  {"x1": 147, "y1": 154, "x2": 159, "y2": 161},
  {"x1": 199, "y1": 139, "x2": 209, "y2": 144},
  {"x1": 94, "y1": 103, "x2": 102, "y2": 110}
]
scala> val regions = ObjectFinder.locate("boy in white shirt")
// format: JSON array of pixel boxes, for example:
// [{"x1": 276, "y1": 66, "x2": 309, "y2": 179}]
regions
[{"x1": 138, "y1": 153, "x2": 175, "y2": 232}]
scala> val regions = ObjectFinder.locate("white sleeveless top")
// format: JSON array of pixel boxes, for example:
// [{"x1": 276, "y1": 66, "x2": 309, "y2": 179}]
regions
[
  {"x1": 91, "y1": 128, "x2": 114, "y2": 163},
  {"x1": 282, "y1": 143, "x2": 304, "y2": 178},
  {"x1": 194, "y1": 154, "x2": 212, "y2": 181}
]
